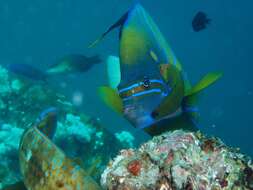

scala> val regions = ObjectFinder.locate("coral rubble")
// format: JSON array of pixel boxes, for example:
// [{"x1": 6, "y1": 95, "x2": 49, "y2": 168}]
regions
[{"x1": 101, "y1": 130, "x2": 253, "y2": 190}]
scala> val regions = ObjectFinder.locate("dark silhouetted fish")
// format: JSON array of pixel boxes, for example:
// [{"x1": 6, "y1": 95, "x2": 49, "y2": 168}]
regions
[
  {"x1": 192, "y1": 11, "x2": 211, "y2": 32},
  {"x1": 46, "y1": 54, "x2": 102, "y2": 75},
  {"x1": 6, "y1": 63, "x2": 47, "y2": 81}
]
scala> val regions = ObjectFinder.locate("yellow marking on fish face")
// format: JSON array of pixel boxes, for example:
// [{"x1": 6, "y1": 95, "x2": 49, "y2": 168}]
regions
[
  {"x1": 142, "y1": 9, "x2": 184, "y2": 72},
  {"x1": 120, "y1": 27, "x2": 149, "y2": 65},
  {"x1": 150, "y1": 50, "x2": 159, "y2": 63},
  {"x1": 159, "y1": 64, "x2": 171, "y2": 82}
]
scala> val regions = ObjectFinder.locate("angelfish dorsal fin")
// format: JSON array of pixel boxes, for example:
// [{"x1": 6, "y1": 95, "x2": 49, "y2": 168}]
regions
[{"x1": 88, "y1": 11, "x2": 129, "y2": 48}]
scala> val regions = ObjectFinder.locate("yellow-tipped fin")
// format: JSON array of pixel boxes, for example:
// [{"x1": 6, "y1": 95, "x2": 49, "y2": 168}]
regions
[
  {"x1": 97, "y1": 86, "x2": 123, "y2": 114},
  {"x1": 185, "y1": 72, "x2": 223, "y2": 96},
  {"x1": 88, "y1": 36, "x2": 104, "y2": 48},
  {"x1": 150, "y1": 50, "x2": 159, "y2": 63},
  {"x1": 88, "y1": 11, "x2": 129, "y2": 48}
]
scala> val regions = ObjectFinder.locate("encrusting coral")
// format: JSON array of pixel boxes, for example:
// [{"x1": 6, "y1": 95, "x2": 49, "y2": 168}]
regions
[{"x1": 101, "y1": 130, "x2": 253, "y2": 190}]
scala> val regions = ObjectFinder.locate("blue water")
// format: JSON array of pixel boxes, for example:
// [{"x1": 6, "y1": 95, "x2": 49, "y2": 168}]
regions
[{"x1": 0, "y1": 0, "x2": 252, "y2": 159}]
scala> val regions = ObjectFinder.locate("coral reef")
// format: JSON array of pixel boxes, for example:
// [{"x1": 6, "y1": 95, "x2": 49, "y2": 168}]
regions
[
  {"x1": 0, "y1": 124, "x2": 24, "y2": 189},
  {"x1": 0, "y1": 64, "x2": 76, "y2": 189},
  {"x1": 55, "y1": 113, "x2": 96, "y2": 144},
  {"x1": 0, "y1": 66, "x2": 11, "y2": 95},
  {"x1": 1, "y1": 64, "x2": 252, "y2": 190},
  {"x1": 0, "y1": 65, "x2": 134, "y2": 189},
  {"x1": 101, "y1": 130, "x2": 253, "y2": 190},
  {"x1": 115, "y1": 131, "x2": 135, "y2": 148}
]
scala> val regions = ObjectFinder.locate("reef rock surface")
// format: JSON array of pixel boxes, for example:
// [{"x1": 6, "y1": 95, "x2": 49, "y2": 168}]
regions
[{"x1": 101, "y1": 130, "x2": 253, "y2": 190}]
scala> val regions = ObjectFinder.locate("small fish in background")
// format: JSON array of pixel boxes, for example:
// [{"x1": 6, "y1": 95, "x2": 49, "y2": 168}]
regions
[
  {"x1": 6, "y1": 63, "x2": 47, "y2": 82},
  {"x1": 192, "y1": 11, "x2": 211, "y2": 32},
  {"x1": 46, "y1": 54, "x2": 102, "y2": 75}
]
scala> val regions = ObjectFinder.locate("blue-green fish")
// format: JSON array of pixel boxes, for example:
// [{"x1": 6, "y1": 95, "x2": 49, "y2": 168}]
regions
[
  {"x1": 6, "y1": 63, "x2": 47, "y2": 81},
  {"x1": 91, "y1": 4, "x2": 222, "y2": 136}
]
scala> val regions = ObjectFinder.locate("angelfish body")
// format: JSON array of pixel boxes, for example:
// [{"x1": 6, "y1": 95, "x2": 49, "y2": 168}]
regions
[
  {"x1": 117, "y1": 5, "x2": 185, "y2": 128},
  {"x1": 94, "y1": 4, "x2": 222, "y2": 135}
]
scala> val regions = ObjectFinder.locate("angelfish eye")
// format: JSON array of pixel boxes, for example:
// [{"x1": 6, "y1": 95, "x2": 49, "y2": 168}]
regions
[{"x1": 143, "y1": 76, "x2": 150, "y2": 88}]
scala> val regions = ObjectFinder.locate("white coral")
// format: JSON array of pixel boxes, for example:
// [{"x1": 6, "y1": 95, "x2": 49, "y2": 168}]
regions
[
  {"x1": 55, "y1": 113, "x2": 96, "y2": 143},
  {"x1": 115, "y1": 131, "x2": 135, "y2": 148}
]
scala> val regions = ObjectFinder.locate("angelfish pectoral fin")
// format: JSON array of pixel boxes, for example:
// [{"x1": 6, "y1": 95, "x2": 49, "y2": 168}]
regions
[
  {"x1": 106, "y1": 55, "x2": 121, "y2": 89},
  {"x1": 97, "y1": 86, "x2": 123, "y2": 114},
  {"x1": 88, "y1": 11, "x2": 129, "y2": 48},
  {"x1": 185, "y1": 72, "x2": 223, "y2": 96}
]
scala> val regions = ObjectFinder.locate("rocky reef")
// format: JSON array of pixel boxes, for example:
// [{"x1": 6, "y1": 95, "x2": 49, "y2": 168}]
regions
[{"x1": 101, "y1": 130, "x2": 253, "y2": 190}]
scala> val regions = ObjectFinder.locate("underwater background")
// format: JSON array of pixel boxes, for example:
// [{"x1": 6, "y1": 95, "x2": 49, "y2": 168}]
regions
[{"x1": 0, "y1": 0, "x2": 252, "y2": 180}]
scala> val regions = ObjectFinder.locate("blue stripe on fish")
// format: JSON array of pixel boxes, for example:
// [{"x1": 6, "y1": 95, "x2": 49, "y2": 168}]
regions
[
  {"x1": 119, "y1": 83, "x2": 140, "y2": 93},
  {"x1": 119, "y1": 79, "x2": 165, "y2": 93},
  {"x1": 150, "y1": 79, "x2": 165, "y2": 84},
  {"x1": 37, "y1": 107, "x2": 58, "y2": 123},
  {"x1": 123, "y1": 88, "x2": 169, "y2": 101},
  {"x1": 183, "y1": 106, "x2": 199, "y2": 113}
]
